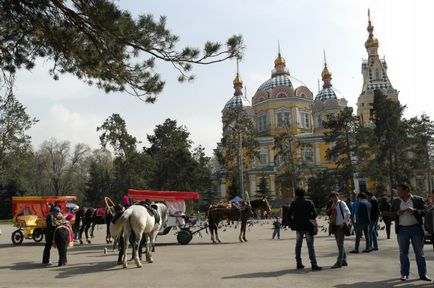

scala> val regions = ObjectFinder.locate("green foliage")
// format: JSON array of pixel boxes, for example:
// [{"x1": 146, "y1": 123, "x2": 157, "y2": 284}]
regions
[
  {"x1": 97, "y1": 113, "x2": 138, "y2": 158},
  {"x1": 371, "y1": 89, "x2": 409, "y2": 190},
  {"x1": 0, "y1": 1, "x2": 244, "y2": 102},
  {"x1": 323, "y1": 107, "x2": 359, "y2": 194},
  {"x1": 257, "y1": 175, "x2": 270, "y2": 197},
  {"x1": 145, "y1": 118, "x2": 212, "y2": 193},
  {"x1": 308, "y1": 169, "x2": 337, "y2": 210}
]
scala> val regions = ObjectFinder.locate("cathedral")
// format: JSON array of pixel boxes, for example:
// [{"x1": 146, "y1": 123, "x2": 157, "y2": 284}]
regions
[{"x1": 216, "y1": 13, "x2": 399, "y2": 200}]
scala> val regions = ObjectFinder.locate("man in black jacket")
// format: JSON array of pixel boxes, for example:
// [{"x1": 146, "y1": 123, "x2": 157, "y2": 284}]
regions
[
  {"x1": 42, "y1": 206, "x2": 60, "y2": 265},
  {"x1": 391, "y1": 183, "x2": 431, "y2": 282},
  {"x1": 287, "y1": 188, "x2": 322, "y2": 271}
]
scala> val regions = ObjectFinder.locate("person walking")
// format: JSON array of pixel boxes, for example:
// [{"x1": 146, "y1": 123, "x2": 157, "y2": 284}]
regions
[
  {"x1": 287, "y1": 188, "x2": 322, "y2": 271},
  {"x1": 391, "y1": 183, "x2": 431, "y2": 282},
  {"x1": 272, "y1": 217, "x2": 281, "y2": 240},
  {"x1": 367, "y1": 191, "x2": 379, "y2": 250},
  {"x1": 328, "y1": 192, "x2": 351, "y2": 268},
  {"x1": 379, "y1": 195, "x2": 393, "y2": 239},
  {"x1": 42, "y1": 206, "x2": 61, "y2": 265},
  {"x1": 350, "y1": 193, "x2": 371, "y2": 253}
]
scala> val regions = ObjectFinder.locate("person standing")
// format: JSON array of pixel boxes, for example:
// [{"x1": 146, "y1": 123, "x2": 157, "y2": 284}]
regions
[
  {"x1": 328, "y1": 192, "x2": 351, "y2": 268},
  {"x1": 367, "y1": 192, "x2": 379, "y2": 250},
  {"x1": 391, "y1": 183, "x2": 431, "y2": 282},
  {"x1": 379, "y1": 195, "x2": 393, "y2": 239},
  {"x1": 272, "y1": 217, "x2": 281, "y2": 240},
  {"x1": 424, "y1": 189, "x2": 434, "y2": 250},
  {"x1": 42, "y1": 206, "x2": 60, "y2": 265},
  {"x1": 287, "y1": 188, "x2": 322, "y2": 271},
  {"x1": 350, "y1": 193, "x2": 371, "y2": 253}
]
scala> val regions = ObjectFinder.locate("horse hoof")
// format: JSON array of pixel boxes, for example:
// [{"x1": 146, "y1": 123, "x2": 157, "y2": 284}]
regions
[
  {"x1": 146, "y1": 257, "x2": 153, "y2": 263},
  {"x1": 79, "y1": 240, "x2": 83, "y2": 244},
  {"x1": 87, "y1": 240, "x2": 91, "y2": 244}
]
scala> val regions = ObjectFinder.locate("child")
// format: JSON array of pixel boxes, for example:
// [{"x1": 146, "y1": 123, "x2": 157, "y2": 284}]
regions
[{"x1": 272, "y1": 217, "x2": 281, "y2": 239}]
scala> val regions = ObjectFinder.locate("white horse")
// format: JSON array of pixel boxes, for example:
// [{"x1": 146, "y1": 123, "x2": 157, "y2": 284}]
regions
[{"x1": 110, "y1": 203, "x2": 169, "y2": 268}]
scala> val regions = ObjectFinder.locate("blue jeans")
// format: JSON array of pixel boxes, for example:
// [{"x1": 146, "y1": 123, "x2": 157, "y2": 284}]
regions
[
  {"x1": 369, "y1": 219, "x2": 378, "y2": 249},
  {"x1": 397, "y1": 225, "x2": 427, "y2": 278},
  {"x1": 354, "y1": 223, "x2": 370, "y2": 251},
  {"x1": 295, "y1": 230, "x2": 317, "y2": 265},
  {"x1": 272, "y1": 228, "x2": 280, "y2": 239},
  {"x1": 334, "y1": 226, "x2": 347, "y2": 265}
]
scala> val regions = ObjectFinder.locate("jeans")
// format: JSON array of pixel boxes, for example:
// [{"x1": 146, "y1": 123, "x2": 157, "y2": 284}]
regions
[
  {"x1": 272, "y1": 228, "x2": 280, "y2": 239},
  {"x1": 295, "y1": 230, "x2": 317, "y2": 265},
  {"x1": 354, "y1": 223, "x2": 370, "y2": 251},
  {"x1": 334, "y1": 226, "x2": 347, "y2": 265},
  {"x1": 397, "y1": 225, "x2": 427, "y2": 278},
  {"x1": 369, "y1": 219, "x2": 378, "y2": 249}
]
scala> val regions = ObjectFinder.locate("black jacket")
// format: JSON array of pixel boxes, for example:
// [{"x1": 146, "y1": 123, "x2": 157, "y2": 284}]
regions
[
  {"x1": 287, "y1": 198, "x2": 317, "y2": 233},
  {"x1": 391, "y1": 196, "x2": 425, "y2": 234}
]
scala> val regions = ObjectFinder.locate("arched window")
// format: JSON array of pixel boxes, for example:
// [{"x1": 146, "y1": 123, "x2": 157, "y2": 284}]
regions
[
  {"x1": 375, "y1": 69, "x2": 380, "y2": 80},
  {"x1": 276, "y1": 108, "x2": 291, "y2": 128},
  {"x1": 257, "y1": 113, "x2": 267, "y2": 132}
]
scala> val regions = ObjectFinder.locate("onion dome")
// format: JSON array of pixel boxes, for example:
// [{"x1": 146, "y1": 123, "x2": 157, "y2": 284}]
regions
[
  {"x1": 224, "y1": 70, "x2": 251, "y2": 109},
  {"x1": 274, "y1": 52, "x2": 286, "y2": 67},
  {"x1": 365, "y1": 9, "x2": 379, "y2": 49},
  {"x1": 315, "y1": 59, "x2": 344, "y2": 102}
]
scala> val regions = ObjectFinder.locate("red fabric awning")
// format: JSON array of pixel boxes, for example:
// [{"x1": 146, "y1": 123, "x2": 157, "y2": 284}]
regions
[{"x1": 128, "y1": 189, "x2": 200, "y2": 201}]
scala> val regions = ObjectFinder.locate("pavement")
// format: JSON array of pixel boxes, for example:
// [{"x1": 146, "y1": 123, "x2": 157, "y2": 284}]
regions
[{"x1": 0, "y1": 218, "x2": 433, "y2": 288}]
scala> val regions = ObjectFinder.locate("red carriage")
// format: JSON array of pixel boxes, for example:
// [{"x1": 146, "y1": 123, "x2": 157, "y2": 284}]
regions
[{"x1": 127, "y1": 189, "x2": 204, "y2": 245}]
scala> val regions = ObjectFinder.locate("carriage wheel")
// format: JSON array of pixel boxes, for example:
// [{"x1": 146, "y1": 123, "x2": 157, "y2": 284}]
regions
[
  {"x1": 177, "y1": 230, "x2": 193, "y2": 245},
  {"x1": 32, "y1": 228, "x2": 44, "y2": 242},
  {"x1": 12, "y1": 230, "x2": 24, "y2": 245}
]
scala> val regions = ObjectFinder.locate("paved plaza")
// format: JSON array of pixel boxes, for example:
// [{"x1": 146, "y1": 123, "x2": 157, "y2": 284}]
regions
[{"x1": 0, "y1": 219, "x2": 433, "y2": 288}]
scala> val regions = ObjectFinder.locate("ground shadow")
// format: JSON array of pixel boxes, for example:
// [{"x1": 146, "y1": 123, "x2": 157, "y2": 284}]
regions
[
  {"x1": 222, "y1": 269, "x2": 291, "y2": 279},
  {"x1": 334, "y1": 278, "x2": 433, "y2": 288}
]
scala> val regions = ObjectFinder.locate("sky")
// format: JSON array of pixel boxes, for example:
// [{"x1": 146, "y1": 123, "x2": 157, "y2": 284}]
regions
[{"x1": 13, "y1": 0, "x2": 434, "y2": 156}]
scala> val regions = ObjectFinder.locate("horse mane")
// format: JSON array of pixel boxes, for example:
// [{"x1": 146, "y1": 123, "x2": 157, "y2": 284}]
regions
[{"x1": 110, "y1": 207, "x2": 133, "y2": 240}]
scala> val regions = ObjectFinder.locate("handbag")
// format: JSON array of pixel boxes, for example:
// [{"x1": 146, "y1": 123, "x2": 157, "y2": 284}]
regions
[
  {"x1": 342, "y1": 222, "x2": 352, "y2": 236},
  {"x1": 309, "y1": 219, "x2": 319, "y2": 236},
  {"x1": 339, "y1": 201, "x2": 352, "y2": 237}
]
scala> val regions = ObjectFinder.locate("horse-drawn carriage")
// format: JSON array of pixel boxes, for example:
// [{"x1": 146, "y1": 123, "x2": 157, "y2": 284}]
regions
[
  {"x1": 11, "y1": 196, "x2": 77, "y2": 245},
  {"x1": 127, "y1": 189, "x2": 204, "y2": 245}
]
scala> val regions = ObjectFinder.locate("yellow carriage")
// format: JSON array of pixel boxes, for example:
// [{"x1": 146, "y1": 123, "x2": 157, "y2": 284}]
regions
[{"x1": 11, "y1": 196, "x2": 77, "y2": 245}]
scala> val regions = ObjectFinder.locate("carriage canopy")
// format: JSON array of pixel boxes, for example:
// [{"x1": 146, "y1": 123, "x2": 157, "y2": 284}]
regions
[{"x1": 12, "y1": 196, "x2": 77, "y2": 219}]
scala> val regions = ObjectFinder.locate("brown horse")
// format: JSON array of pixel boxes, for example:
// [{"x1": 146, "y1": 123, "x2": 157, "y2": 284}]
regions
[
  {"x1": 208, "y1": 198, "x2": 271, "y2": 243},
  {"x1": 76, "y1": 207, "x2": 113, "y2": 244}
]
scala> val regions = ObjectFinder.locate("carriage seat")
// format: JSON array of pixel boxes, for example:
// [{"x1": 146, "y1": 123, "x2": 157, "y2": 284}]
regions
[{"x1": 96, "y1": 208, "x2": 105, "y2": 216}]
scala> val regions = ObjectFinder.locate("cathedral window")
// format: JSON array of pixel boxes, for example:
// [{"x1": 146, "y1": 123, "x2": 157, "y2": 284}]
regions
[
  {"x1": 375, "y1": 69, "x2": 380, "y2": 80},
  {"x1": 259, "y1": 152, "x2": 267, "y2": 165},
  {"x1": 257, "y1": 113, "x2": 267, "y2": 132},
  {"x1": 316, "y1": 114, "x2": 323, "y2": 127},
  {"x1": 276, "y1": 108, "x2": 291, "y2": 128},
  {"x1": 304, "y1": 146, "x2": 313, "y2": 161},
  {"x1": 300, "y1": 111, "x2": 311, "y2": 129}
]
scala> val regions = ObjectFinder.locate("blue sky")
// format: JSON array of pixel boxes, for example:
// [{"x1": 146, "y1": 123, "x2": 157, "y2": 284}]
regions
[{"x1": 14, "y1": 0, "x2": 434, "y2": 155}]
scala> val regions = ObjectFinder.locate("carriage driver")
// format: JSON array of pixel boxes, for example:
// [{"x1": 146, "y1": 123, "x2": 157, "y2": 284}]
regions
[{"x1": 42, "y1": 206, "x2": 61, "y2": 265}]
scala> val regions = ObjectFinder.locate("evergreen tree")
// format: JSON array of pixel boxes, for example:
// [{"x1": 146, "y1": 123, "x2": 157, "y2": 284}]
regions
[
  {"x1": 371, "y1": 89, "x2": 409, "y2": 194},
  {"x1": 323, "y1": 107, "x2": 360, "y2": 196},
  {"x1": 0, "y1": 1, "x2": 244, "y2": 102},
  {"x1": 145, "y1": 118, "x2": 198, "y2": 191},
  {"x1": 257, "y1": 175, "x2": 270, "y2": 198}
]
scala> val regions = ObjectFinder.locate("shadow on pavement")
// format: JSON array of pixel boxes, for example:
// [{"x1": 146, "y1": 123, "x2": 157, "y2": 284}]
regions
[
  {"x1": 334, "y1": 278, "x2": 433, "y2": 288},
  {"x1": 222, "y1": 269, "x2": 291, "y2": 279}
]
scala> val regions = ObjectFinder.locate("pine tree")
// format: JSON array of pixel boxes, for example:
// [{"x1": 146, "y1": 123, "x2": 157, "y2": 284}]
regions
[{"x1": 0, "y1": 1, "x2": 244, "y2": 102}]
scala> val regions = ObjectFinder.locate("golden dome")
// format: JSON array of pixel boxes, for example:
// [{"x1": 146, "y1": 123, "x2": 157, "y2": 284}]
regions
[
  {"x1": 233, "y1": 73, "x2": 243, "y2": 88},
  {"x1": 274, "y1": 53, "x2": 286, "y2": 67},
  {"x1": 365, "y1": 37, "x2": 379, "y2": 48},
  {"x1": 365, "y1": 10, "x2": 379, "y2": 48},
  {"x1": 321, "y1": 65, "x2": 332, "y2": 79}
]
